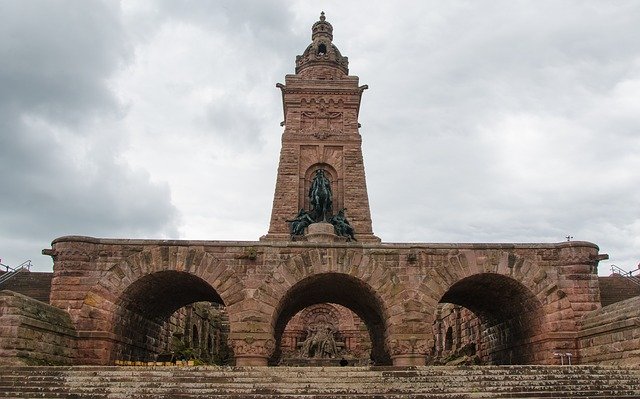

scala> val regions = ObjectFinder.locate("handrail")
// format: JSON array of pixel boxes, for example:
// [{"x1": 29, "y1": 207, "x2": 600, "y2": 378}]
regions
[
  {"x1": 610, "y1": 264, "x2": 640, "y2": 287},
  {"x1": 17, "y1": 259, "x2": 32, "y2": 271},
  {"x1": 0, "y1": 260, "x2": 32, "y2": 286},
  {"x1": 0, "y1": 259, "x2": 32, "y2": 273}
]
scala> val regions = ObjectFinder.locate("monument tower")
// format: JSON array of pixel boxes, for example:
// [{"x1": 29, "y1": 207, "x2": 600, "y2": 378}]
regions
[{"x1": 263, "y1": 12, "x2": 379, "y2": 242}]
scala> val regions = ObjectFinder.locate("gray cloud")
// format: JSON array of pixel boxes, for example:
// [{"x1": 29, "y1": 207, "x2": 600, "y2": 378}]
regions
[
  {"x1": 0, "y1": 1, "x2": 179, "y2": 270},
  {"x1": 356, "y1": 1, "x2": 640, "y2": 273},
  {"x1": 1, "y1": 1, "x2": 639, "y2": 276}
]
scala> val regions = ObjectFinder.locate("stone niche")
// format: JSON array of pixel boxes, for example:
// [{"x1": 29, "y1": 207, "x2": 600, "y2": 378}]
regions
[{"x1": 280, "y1": 303, "x2": 371, "y2": 366}]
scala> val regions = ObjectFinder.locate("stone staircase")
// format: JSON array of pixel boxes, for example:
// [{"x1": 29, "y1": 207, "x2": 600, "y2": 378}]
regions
[
  {"x1": 1, "y1": 365, "x2": 640, "y2": 398},
  {"x1": 0, "y1": 271, "x2": 52, "y2": 304},
  {"x1": 599, "y1": 276, "x2": 640, "y2": 307}
]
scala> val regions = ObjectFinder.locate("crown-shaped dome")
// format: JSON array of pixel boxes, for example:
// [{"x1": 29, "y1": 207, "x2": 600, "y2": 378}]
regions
[
  {"x1": 312, "y1": 11, "x2": 333, "y2": 41},
  {"x1": 295, "y1": 12, "x2": 349, "y2": 76}
]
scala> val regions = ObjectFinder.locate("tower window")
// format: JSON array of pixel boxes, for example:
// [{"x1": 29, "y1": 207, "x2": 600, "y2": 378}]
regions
[{"x1": 318, "y1": 43, "x2": 327, "y2": 56}]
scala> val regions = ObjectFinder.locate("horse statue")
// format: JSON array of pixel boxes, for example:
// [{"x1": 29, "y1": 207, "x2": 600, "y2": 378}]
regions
[{"x1": 309, "y1": 169, "x2": 333, "y2": 222}]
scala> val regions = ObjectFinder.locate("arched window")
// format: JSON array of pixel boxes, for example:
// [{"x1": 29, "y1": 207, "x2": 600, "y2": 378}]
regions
[
  {"x1": 192, "y1": 325, "x2": 199, "y2": 348},
  {"x1": 445, "y1": 326, "x2": 453, "y2": 351},
  {"x1": 318, "y1": 43, "x2": 327, "y2": 55}
]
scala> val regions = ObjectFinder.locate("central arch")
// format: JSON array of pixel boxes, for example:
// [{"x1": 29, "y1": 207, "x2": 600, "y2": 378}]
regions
[
  {"x1": 270, "y1": 272, "x2": 391, "y2": 365},
  {"x1": 437, "y1": 273, "x2": 545, "y2": 364}
]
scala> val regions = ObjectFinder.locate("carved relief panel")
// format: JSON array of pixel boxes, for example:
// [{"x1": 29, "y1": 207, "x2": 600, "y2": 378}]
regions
[{"x1": 298, "y1": 100, "x2": 345, "y2": 139}]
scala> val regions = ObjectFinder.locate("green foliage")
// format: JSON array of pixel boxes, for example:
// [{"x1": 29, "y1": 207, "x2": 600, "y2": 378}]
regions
[{"x1": 211, "y1": 342, "x2": 233, "y2": 366}]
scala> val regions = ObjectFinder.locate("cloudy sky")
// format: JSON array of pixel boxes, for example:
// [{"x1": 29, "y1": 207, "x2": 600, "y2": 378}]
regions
[{"x1": 1, "y1": 1, "x2": 639, "y2": 275}]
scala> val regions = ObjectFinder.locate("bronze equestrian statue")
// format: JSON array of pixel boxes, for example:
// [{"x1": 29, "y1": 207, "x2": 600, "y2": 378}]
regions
[{"x1": 309, "y1": 169, "x2": 333, "y2": 222}]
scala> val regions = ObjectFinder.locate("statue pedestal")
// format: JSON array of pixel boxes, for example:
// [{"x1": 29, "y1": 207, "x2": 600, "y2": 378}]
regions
[
  {"x1": 306, "y1": 223, "x2": 343, "y2": 243},
  {"x1": 391, "y1": 354, "x2": 427, "y2": 366}
]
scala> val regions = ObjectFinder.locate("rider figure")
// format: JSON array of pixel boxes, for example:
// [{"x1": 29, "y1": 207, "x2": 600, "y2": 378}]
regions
[{"x1": 309, "y1": 169, "x2": 333, "y2": 222}]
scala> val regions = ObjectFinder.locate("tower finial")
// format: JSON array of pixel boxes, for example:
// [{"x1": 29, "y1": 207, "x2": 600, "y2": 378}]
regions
[{"x1": 320, "y1": 11, "x2": 326, "y2": 21}]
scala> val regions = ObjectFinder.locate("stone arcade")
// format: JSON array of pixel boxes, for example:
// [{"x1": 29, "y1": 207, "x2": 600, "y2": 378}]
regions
[{"x1": 4, "y1": 14, "x2": 629, "y2": 369}]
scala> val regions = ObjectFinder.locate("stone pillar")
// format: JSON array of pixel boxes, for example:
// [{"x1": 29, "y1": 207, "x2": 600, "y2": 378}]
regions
[
  {"x1": 551, "y1": 241, "x2": 605, "y2": 364},
  {"x1": 305, "y1": 222, "x2": 341, "y2": 243},
  {"x1": 557, "y1": 242, "x2": 603, "y2": 318},
  {"x1": 229, "y1": 334, "x2": 275, "y2": 366},
  {"x1": 387, "y1": 334, "x2": 431, "y2": 366}
]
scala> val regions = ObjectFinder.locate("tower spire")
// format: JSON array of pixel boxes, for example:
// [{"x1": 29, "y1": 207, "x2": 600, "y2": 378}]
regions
[
  {"x1": 295, "y1": 12, "x2": 348, "y2": 76},
  {"x1": 263, "y1": 14, "x2": 378, "y2": 242}
]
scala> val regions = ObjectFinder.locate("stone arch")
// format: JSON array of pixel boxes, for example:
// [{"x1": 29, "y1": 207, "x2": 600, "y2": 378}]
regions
[
  {"x1": 420, "y1": 249, "x2": 556, "y2": 364},
  {"x1": 270, "y1": 272, "x2": 390, "y2": 365},
  {"x1": 299, "y1": 303, "x2": 342, "y2": 328},
  {"x1": 254, "y1": 248, "x2": 403, "y2": 365},
  {"x1": 420, "y1": 249, "x2": 560, "y2": 311},
  {"x1": 76, "y1": 247, "x2": 244, "y2": 363}
]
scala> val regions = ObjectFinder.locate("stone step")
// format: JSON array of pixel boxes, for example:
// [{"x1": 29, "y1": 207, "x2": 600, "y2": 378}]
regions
[
  {"x1": 1, "y1": 392, "x2": 640, "y2": 399},
  {"x1": 2, "y1": 366, "x2": 639, "y2": 398},
  {"x1": 0, "y1": 374, "x2": 640, "y2": 384},
  {"x1": 0, "y1": 382, "x2": 638, "y2": 397},
  {"x1": 1, "y1": 383, "x2": 638, "y2": 396},
  {"x1": 4, "y1": 365, "x2": 640, "y2": 376},
  {"x1": 3, "y1": 375, "x2": 639, "y2": 385}
]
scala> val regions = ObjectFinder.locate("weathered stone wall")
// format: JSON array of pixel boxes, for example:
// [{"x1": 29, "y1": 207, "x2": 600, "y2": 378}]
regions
[
  {"x1": 578, "y1": 296, "x2": 640, "y2": 366},
  {"x1": 43, "y1": 236, "x2": 604, "y2": 366},
  {"x1": 0, "y1": 290, "x2": 77, "y2": 365},
  {"x1": 162, "y1": 302, "x2": 230, "y2": 364},
  {"x1": 0, "y1": 271, "x2": 53, "y2": 303},
  {"x1": 598, "y1": 276, "x2": 640, "y2": 307},
  {"x1": 434, "y1": 304, "x2": 481, "y2": 362}
]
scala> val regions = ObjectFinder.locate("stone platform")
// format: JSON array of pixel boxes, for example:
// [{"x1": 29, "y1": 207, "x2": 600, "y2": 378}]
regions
[
  {"x1": 279, "y1": 358, "x2": 370, "y2": 367},
  {"x1": 2, "y1": 365, "x2": 640, "y2": 398}
]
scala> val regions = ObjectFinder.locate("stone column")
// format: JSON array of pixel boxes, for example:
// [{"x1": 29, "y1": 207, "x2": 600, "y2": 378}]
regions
[
  {"x1": 387, "y1": 334, "x2": 431, "y2": 366},
  {"x1": 550, "y1": 241, "x2": 605, "y2": 364},
  {"x1": 229, "y1": 334, "x2": 275, "y2": 366}
]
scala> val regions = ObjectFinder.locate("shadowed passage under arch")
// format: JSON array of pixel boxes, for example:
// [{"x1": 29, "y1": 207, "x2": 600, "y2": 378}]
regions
[
  {"x1": 438, "y1": 273, "x2": 545, "y2": 365},
  {"x1": 111, "y1": 270, "x2": 224, "y2": 362},
  {"x1": 270, "y1": 272, "x2": 391, "y2": 365}
]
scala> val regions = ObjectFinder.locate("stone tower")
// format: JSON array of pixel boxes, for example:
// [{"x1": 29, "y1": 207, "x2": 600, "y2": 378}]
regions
[{"x1": 263, "y1": 12, "x2": 379, "y2": 242}]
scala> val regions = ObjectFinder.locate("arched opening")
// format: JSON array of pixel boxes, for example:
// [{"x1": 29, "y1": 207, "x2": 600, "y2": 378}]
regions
[
  {"x1": 191, "y1": 325, "x2": 199, "y2": 348},
  {"x1": 434, "y1": 273, "x2": 544, "y2": 365},
  {"x1": 302, "y1": 163, "x2": 341, "y2": 213},
  {"x1": 271, "y1": 272, "x2": 391, "y2": 365},
  {"x1": 280, "y1": 303, "x2": 371, "y2": 365},
  {"x1": 317, "y1": 43, "x2": 327, "y2": 55},
  {"x1": 444, "y1": 327, "x2": 453, "y2": 352},
  {"x1": 111, "y1": 270, "x2": 230, "y2": 364}
]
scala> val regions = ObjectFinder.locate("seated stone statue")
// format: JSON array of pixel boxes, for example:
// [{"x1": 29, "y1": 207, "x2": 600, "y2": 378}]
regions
[
  {"x1": 329, "y1": 208, "x2": 356, "y2": 241},
  {"x1": 319, "y1": 325, "x2": 338, "y2": 358},
  {"x1": 299, "y1": 324, "x2": 339, "y2": 359},
  {"x1": 286, "y1": 209, "x2": 314, "y2": 237},
  {"x1": 299, "y1": 326, "x2": 318, "y2": 358}
]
